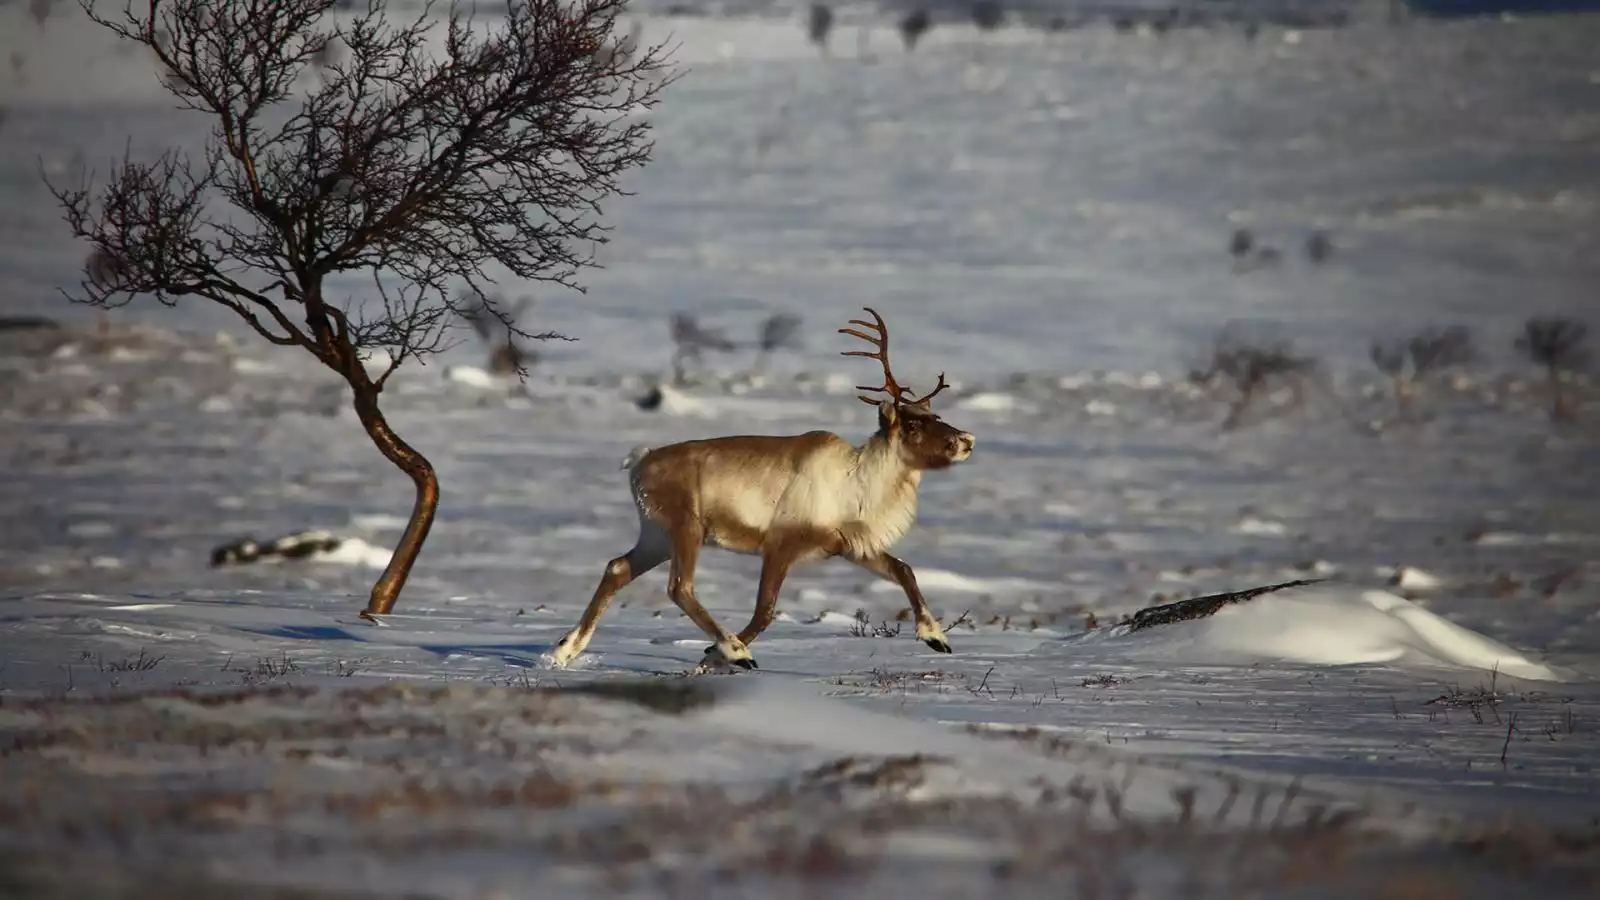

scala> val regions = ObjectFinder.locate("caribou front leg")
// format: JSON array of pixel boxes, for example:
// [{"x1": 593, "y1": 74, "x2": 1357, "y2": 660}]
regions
[
  {"x1": 703, "y1": 530, "x2": 830, "y2": 664},
  {"x1": 847, "y1": 552, "x2": 952, "y2": 653},
  {"x1": 736, "y1": 550, "x2": 796, "y2": 647}
]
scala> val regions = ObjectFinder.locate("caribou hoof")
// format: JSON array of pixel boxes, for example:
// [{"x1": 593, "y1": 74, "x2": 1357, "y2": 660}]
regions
[
  {"x1": 925, "y1": 637, "x2": 953, "y2": 654},
  {"x1": 703, "y1": 641, "x2": 758, "y2": 670}
]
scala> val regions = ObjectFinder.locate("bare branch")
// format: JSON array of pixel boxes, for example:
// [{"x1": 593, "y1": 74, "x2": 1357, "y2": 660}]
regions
[{"x1": 55, "y1": 0, "x2": 668, "y2": 370}]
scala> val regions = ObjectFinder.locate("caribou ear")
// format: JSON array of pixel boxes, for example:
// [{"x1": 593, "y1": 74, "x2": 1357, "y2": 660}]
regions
[{"x1": 877, "y1": 400, "x2": 899, "y2": 433}]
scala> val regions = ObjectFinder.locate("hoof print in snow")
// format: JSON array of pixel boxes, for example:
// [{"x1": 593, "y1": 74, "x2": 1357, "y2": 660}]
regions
[
  {"x1": 211, "y1": 530, "x2": 344, "y2": 567},
  {"x1": 1128, "y1": 578, "x2": 1326, "y2": 632}
]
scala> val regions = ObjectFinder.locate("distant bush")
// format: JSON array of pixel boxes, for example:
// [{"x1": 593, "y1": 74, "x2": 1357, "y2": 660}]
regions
[
  {"x1": 807, "y1": 4, "x2": 834, "y2": 51},
  {"x1": 972, "y1": 2, "x2": 1004, "y2": 31},
  {"x1": 30, "y1": 0, "x2": 55, "y2": 29},
  {"x1": 1229, "y1": 228, "x2": 1254, "y2": 259},
  {"x1": 1227, "y1": 227, "x2": 1285, "y2": 273},
  {"x1": 1515, "y1": 317, "x2": 1589, "y2": 421}
]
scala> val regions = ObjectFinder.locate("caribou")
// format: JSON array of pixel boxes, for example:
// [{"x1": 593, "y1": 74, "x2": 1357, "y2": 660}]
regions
[{"x1": 551, "y1": 308, "x2": 976, "y2": 669}]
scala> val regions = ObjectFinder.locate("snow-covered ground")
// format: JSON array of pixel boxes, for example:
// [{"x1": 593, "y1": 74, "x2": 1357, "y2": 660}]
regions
[{"x1": 3, "y1": 3, "x2": 1600, "y2": 897}]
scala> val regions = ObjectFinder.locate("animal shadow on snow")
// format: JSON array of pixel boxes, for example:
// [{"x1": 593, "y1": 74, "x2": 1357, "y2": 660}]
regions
[{"x1": 245, "y1": 623, "x2": 567, "y2": 670}]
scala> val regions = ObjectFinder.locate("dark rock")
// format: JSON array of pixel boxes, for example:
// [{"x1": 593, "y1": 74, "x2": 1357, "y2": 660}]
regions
[
  {"x1": 1127, "y1": 578, "x2": 1325, "y2": 632},
  {"x1": 0, "y1": 316, "x2": 61, "y2": 332},
  {"x1": 211, "y1": 530, "x2": 343, "y2": 567}
]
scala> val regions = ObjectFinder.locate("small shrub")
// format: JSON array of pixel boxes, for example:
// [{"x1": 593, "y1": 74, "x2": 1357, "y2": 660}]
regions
[
  {"x1": 848, "y1": 609, "x2": 902, "y2": 639},
  {"x1": 1305, "y1": 230, "x2": 1334, "y2": 264},
  {"x1": 220, "y1": 650, "x2": 301, "y2": 684},
  {"x1": 94, "y1": 649, "x2": 165, "y2": 674},
  {"x1": 252, "y1": 651, "x2": 300, "y2": 682},
  {"x1": 1227, "y1": 227, "x2": 1284, "y2": 273}
]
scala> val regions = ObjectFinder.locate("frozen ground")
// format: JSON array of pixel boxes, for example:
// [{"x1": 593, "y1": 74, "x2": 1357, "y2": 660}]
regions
[{"x1": 3, "y1": 3, "x2": 1600, "y2": 898}]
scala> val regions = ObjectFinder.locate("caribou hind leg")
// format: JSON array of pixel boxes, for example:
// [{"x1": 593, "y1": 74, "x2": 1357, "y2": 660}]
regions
[{"x1": 551, "y1": 523, "x2": 668, "y2": 667}]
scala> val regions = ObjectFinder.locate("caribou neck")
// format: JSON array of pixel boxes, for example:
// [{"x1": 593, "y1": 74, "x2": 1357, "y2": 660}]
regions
[{"x1": 837, "y1": 433, "x2": 922, "y2": 557}]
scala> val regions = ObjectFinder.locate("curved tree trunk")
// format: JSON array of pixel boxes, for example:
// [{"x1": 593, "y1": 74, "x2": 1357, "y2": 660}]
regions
[
  {"x1": 351, "y1": 387, "x2": 439, "y2": 621},
  {"x1": 1549, "y1": 366, "x2": 1575, "y2": 422},
  {"x1": 1392, "y1": 375, "x2": 1413, "y2": 417}
]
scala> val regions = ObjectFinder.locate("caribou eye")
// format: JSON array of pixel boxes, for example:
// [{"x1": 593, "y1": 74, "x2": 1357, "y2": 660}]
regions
[{"x1": 904, "y1": 420, "x2": 922, "y2": 435}]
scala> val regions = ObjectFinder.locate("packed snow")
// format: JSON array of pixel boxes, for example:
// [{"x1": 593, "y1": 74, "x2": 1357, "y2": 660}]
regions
[{"x1": 3, "y1": 2, "x2": 1599, "y2": 897}]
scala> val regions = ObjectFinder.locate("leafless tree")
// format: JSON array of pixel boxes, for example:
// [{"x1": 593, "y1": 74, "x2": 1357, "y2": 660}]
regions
[
  {"x1": 807, "y1": 4, "x2": 833, "y2": 54},
  {"x1": 748, "y1": 311, "x2": 801, "y2": 375},
  {"x1": 46, "y1": 0, "x2": 673, "y2": 620},
  {"x1": 30, "y1": 0, "x2": 56, "y2": 29},
  {"x1": 669, "y1": 312, "x2": 739, "y2": 386},
  {"x1": 1369, "y1": 325, "x2": 1473, "y2": 415},
  {"x1": 1515, "y1": 317, "x2": 1589, "y2": 421},
  {"x1": 456, "y1": 287, "x2": 562, "y2": 377},
  {"x1": 899, "y1": 9, "x2": 931, "y2": 52},
  {"x1": 1192, "y1": 323, "x2": 1316, "y2": 430}
]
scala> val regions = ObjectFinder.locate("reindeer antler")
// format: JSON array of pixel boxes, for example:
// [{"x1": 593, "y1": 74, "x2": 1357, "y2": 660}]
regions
[
  {"x1": 840, "y1": 307, "x2": 906, "y2": 406},
  {"x1": 908, "y1": 372, "x2": 949, "y2": 408},
  {"x1": 839, "y1": 307, "x2": 950, "y2": 408}
]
